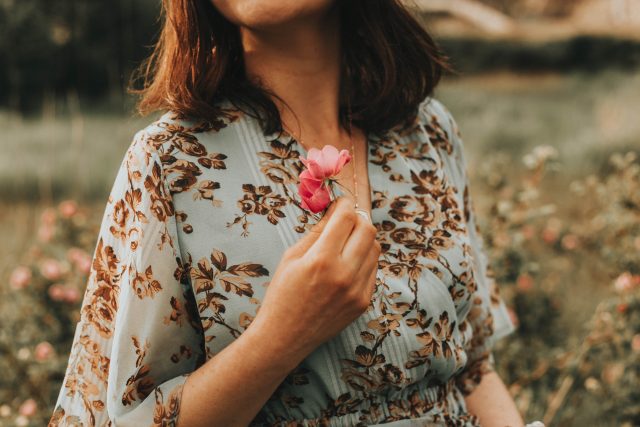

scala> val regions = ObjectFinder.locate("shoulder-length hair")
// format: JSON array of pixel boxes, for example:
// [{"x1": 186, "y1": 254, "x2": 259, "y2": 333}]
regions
[{"x1": 131, "y1": 0, "x2": 451, "y2": 137}]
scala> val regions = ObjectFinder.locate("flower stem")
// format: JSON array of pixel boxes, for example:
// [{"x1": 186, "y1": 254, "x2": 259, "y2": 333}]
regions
[
  {"x1": 330, "y1": 179, "x2": 356, "y2": 199},
  {"x1": 329, "y1": 181, "x2": 337, "y2": 201}
]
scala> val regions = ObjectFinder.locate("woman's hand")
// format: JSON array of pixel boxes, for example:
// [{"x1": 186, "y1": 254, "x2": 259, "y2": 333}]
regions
[
  {"x1": 176, "y1": 197, "x2": 379, "y2": 427},
  {"x1": 252, "y1": 196, "x2": 381, "y2": 359}
]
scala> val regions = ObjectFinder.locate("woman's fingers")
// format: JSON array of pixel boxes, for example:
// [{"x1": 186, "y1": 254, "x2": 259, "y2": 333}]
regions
[
  {"x1": 358, "y1": 251, "x2": 379, "y2": 304},
  {"x1": 366, "y1": 266, "x2": 377, "y2": 298},
  {"x1": 288, "y1": 199, "x2": 337, "y2": 256},
  {"x1": 341, "y1": 213, "x2": 377, "y2": 272},
  {"x1": 311, "y1": 197, "x2": 358, "y2": 254}
]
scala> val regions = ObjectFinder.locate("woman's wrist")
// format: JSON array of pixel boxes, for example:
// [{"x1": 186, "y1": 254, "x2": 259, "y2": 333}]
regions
[
  {"x1": 464, "y1": 370, "x2": 524, "y2": 426},
  {"x1": 246, "y1": 313, "x2": 313, "y2": 373},
  {"x1": 177, "y1": 315, "x2": 310, "y2": 426}
]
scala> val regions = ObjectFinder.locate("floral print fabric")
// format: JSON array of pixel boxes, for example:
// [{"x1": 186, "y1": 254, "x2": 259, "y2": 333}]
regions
[{"x1": 50, "y1": 96, "x2": 515, "y2": 427}]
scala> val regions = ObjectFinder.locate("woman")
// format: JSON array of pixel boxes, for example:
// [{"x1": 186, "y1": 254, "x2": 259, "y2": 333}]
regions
[{"x1": 50, "y1": 1, "x2": 528, "y2": 426}]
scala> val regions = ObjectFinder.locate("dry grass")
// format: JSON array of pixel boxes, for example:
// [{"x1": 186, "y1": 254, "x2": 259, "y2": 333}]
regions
[
  {"x1": 0, "y1": 71, "x2": 639, "y2": 425},
  {"x1": 2, "y1": 71, "x2": 639, "y2": 203}
]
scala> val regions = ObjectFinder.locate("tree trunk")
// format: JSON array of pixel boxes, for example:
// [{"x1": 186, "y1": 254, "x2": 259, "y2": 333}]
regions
[{"x1": 406, "y1": 0, "x2": 517, "y2": 34}]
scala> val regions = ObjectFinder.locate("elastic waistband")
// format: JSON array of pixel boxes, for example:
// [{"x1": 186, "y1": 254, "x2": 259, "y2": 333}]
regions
[{"x1": 256, "y1": 378, "x2": 478, "y2": 427}]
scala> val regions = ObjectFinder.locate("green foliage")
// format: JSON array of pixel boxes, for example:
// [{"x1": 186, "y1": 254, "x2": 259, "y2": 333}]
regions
[
  {"x1": 0, "y1": 0, "x2": 160, "y2": 112},
  {"x1": 479, "y1": 145, "x2": 640, "y2": 425},
  {"x1": 1, "y1": 146, "x2": 638, "y2": 426},
  {"x1": 1, "y1": 72, "x2": 639, "y2": 425},
  {"x1": 1, "y1": 201, "x2": 98, "y2": 426}
]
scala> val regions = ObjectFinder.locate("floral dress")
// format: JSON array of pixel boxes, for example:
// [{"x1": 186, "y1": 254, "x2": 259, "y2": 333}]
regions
[{"x1": 50, "y1": 95, "x2": 516, "y2": 427}]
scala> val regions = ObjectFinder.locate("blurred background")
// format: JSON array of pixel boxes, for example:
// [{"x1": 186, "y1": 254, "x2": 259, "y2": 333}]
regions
[{"x1": 1, "y1": 0, "x2": 639, "y2": 425}]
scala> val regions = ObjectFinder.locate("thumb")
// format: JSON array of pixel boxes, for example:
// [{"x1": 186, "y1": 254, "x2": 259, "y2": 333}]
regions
[{"x1": 287, "y1": 199, "x2": 339, "y2": 256}]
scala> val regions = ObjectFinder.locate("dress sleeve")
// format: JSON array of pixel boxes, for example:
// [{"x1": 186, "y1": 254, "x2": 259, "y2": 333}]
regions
[
  {"x1": 429, "y1": 99, "x2": 516, "y2": 395},
  {"x1": 50, "y1": 130, "x2": 204, "y2": 426}
]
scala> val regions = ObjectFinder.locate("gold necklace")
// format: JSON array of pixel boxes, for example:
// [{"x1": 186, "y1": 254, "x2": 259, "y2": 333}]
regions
[{"x1": 283, "y1": 102, "x2": 370, "y2": 222}]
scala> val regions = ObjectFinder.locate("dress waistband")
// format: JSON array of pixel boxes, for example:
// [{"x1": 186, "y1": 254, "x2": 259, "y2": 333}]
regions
[{"x1": 254, "y1": 378, "x2": 480, "y2": 427}]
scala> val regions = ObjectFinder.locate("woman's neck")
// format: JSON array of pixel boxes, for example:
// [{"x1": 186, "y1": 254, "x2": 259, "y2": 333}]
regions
[{"x1": 240, "y1": 4, "x2": 347, "y2": 147}]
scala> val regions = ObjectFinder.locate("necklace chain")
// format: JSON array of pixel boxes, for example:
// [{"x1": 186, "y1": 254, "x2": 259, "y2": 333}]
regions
[{"x1": 283, "y1": 100, "x2": 360, "y2": 210}]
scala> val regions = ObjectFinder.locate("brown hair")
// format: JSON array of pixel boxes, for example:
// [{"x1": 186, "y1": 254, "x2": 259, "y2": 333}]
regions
[{"x1": 131, "y1": 0, "x2": 451, "y2": 137}]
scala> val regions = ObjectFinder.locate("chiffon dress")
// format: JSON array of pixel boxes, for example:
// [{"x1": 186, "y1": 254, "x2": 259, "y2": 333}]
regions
[{"x1": 50, "y1": 95, "x2": 516, "y2": 427}]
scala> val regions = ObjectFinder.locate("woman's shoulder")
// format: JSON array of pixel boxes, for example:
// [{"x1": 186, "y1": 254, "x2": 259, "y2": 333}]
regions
[
  {"x1": 419, "y1": 94, "x2": 449, "y2": 117},
  {"x1": 417, "y1": 95, "x2": 461, "y2": 140},
  {"x1": 401, "y1": 94, "x2": 465, "y2": 162},
  {"x1": 125, "y1": 99, "x2": 247, "y2": 163},
  {"x1": 143, "y1": 100, "x2": 243, "y2": 141},
  {"x1": 115, "y1": 99, "x2": 248, "y2": 208}
]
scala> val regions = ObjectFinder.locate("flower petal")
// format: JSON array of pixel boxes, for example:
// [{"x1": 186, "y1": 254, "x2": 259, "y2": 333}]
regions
[
  {"x1": 334, "y1": 149, "x2": 352, "y2": 174},
  {"x1": 305, "y1": 148, "x2": 322, "y2": 163},
  {"x1": 302, "y1": 184, "x2": 331, "y2": 213},
  {"x1": 298, "y1": 170, "x2": 331, "y2": 213},
  {"x1": 306, "y1": 160, "x2": 326, "y2": 180},
  {"x1": 320, "y1": 144, "x2": 340, "y2": 178}
]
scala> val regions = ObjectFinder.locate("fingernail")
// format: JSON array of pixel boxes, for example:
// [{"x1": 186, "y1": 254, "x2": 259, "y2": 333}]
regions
[{"x1": 355, "y1": 209, "x2": 371, "y2": 223}]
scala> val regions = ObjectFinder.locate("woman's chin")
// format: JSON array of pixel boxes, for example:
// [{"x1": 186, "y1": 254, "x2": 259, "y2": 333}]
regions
[{"x1": 212, "y1": 0, "x2": 336, "y2": 30}]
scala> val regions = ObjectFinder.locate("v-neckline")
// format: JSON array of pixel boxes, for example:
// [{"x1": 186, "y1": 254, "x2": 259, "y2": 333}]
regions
[
  {"x1": 278, "y1": 126, "x2": 377, "y2": 221},
  {"x1": 235, "y1": 110, "x2": 390, "y2": 250}
]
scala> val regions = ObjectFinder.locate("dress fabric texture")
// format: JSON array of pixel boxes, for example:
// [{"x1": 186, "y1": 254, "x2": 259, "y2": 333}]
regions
[{"x1": 50, "y1": 95, "x2": 516, "y2": 427}]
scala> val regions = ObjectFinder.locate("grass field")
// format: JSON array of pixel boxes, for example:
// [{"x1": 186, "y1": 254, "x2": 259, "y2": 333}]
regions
[
  {"x1": 1, "y1": 71, "x2": 639, "y2": 426},
  {"x1": 3, "y1": 69, "x2": 636, "y2": 290},
  {"x1": 2, "y1": 71, "x2": 639, "y2": 202}
]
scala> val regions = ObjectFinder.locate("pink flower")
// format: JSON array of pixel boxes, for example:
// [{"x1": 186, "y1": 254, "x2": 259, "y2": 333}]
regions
[
  {"x1": 67, "y1": 248, "x2": 92, "y2": 273},
  {"x1": 63, "y1": 286, "x2": 81, "y2": 304},
  {"x1": 66, "y1": 247, "x2": 85, "y2": 263},
  {"x1": 58, "y1": 200, "x2": 78, "y2": 218},
  {"x1": 77, "y1": 257, "x2": 92, "y2": 274},
  {"x1": 40, "y1": 259, "x2": 62, "y2": 281},
  {"x1": 40, "y1": 208, "x2": 57, "y2": 225},
  {"x1": 34, "y1": 341, "x2": 55, "y2": 361},
  {"x1": 561, "y1": 233, "x2": 579, "y2": 250},
  {"x1": 297, "y1": 144, "x2": 352, "y2": 214},
  {"x1": 298, "y1": 170, "x2": 331, "y2": 213},
  {"x1": 602, "y1": 362, "x2": 624, "y2": 385},
  {"x1": 48, "y1": 283, "x2": 66, "y2": 302},
  {"x1": 541, "y1": 227, "x2": 558, "y2": 244},
  {"x1": 614, "y1": 272, "x2": 637, "y2": 293},
  {"x1": 542, "y1": 218, "x2": 562, "y2": 244},
  {"x1": 520, "y1": 224, "x2": 535, "y2": 241},
  {"x1": 300, "y1": 145, "x2": 351, "y2": 180},
  {"x1": 18, "y1": 399, "x2": 37, "y2": 417},
  {"x1": 632, "y1": 334, "x2": 640, "y2": 353},
  {"x1": 10, "y1": 266, "x2": 32, "y2": 290},
  {"x1": 38, "y1": 224, "x2": 54, "y2": 242},
  {"x1": 516, "y1": 273, "x2": 534, "y2": 292}
]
